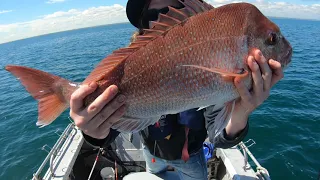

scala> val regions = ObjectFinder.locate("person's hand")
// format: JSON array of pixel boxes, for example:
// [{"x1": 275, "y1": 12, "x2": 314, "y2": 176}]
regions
[
  {"x1": 225, "y1": 49, "x2": 284, "y2": 137},
  {"x1": 234, "y1": 49, "x2": 284, "y2": 118},
  {"x1": 69, "y1": 83, "x2": 126, "y2": 139}
]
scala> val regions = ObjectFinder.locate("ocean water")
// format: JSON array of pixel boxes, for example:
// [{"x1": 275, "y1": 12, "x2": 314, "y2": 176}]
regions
[{"x1": 0, "y1": 19, "x2": 319, "y2": 180}]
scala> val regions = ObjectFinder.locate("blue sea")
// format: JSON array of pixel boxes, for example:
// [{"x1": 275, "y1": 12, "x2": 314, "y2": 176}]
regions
[{"x1": 0, "y1": 19, "x2": 319, "y2": 180}]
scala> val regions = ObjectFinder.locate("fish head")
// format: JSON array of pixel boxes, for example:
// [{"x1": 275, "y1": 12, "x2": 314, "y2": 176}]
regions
[{"x1": 245, "y1": 3, "x2": 293, "y2": 69}]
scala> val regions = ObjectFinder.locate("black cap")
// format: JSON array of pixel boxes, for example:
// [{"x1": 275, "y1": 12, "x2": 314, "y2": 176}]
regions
[
  {"x1": 126, "y1": 0, "x2": 149, "y2": 29},
  {"x1": 126, "y1": 0, "x2": 184, "y2": 29}
]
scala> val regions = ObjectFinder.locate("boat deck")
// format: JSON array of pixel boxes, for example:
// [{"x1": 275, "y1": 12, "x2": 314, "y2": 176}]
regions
[{"x1": 32, "y1": 123, "x2": 270, "y2": 180}]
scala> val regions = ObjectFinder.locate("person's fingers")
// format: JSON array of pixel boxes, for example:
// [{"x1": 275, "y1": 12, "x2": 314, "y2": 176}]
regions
[
  {"x1": 97, "y1": 105, "x2": 126, "y2": 138},
  {"x1": 88, "y1": 94, "x2": 126, "y2": 128},
  {"x1": 84, "y1": 85, "x2": 119, "y2": 119},
  {"x1": 234, "y1": 77, "x2": 252, "y2": 102},
  {"x1": 248, "y1": 56, "x2": 263, "y2": 96},
  {"x1": 70, "y1": 82, "x2": 98, "y2": 113},
  {"x1": 269, "y1": 59, "x2": 284, "y2": 87},
  {"x1": 253, "y1": 50, "x2": 272, "y2": 91}
]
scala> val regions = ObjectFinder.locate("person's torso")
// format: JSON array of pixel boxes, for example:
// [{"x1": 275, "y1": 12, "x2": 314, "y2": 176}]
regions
[{"x1": 139, "y1": 108, "x2": 207, "y2": 160}]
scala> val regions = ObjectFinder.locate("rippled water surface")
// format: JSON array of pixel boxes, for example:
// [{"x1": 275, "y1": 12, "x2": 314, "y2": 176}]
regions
[{"x1": 0, "y1": 20, "x2": 319, "y2": 179}]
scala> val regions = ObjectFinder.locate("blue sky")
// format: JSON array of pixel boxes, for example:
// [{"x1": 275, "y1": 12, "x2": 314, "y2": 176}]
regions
[
  {"x1": 0, "y1": 0, "x2": 128, "y2": 24},
  {"x1": 0, "y1": 0, "x2": 320, "y2": 44},
  {"x1": 1, "y1": 0, "x2": 317, "y2": 23}
]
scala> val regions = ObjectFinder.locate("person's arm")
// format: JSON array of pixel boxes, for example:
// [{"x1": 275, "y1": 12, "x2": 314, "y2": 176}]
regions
[
  {"x1": 206, "y1": 49, "x2": 284, "y2": 148},
  {"x1": 204, "y1": 106, "x2": 249, "y2": 149},
  {"x1": 69, "y1": 83, "x2": 126, "y2": 147},
  {"x1": 82, "y1": 129, "x2": 120, "y2": 148}
]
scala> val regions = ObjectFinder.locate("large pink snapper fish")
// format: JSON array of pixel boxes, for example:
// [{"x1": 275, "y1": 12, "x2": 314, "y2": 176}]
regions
[{"x1": 5, "y1": 0, "x2": 292, "y2": 135}]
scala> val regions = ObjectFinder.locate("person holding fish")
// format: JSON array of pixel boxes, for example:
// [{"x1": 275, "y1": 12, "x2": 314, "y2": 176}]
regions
[
  {"x1": 5, "y1": 0, "x2": 291, "y2": 179},
  {"x1": 67, "y1": 0, "x2": 290, "y2": 179}
]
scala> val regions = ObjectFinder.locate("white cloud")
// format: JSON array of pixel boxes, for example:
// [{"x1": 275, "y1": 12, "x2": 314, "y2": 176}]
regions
[
  {"x1": 1, "y1": 1, "x2": 320, "y2": 44},
  {"x1": 253, "y1": 1, "x2": 320, "y2": 20},
  {"x1": 0, "y1": 10, "x2": 13, "y2": 14},
  {"x1": 207, "y1": 0, "x2": 320, "y2": 20},
  {"x1": 46, "y1": 0, "x2": 66, "y2": 4},
  {"x1": 42, "y1": 9, "x2": 79, "y2": 19},
  {"x1": 0, "y1": 4, "x2": 128, "y2": 44}
]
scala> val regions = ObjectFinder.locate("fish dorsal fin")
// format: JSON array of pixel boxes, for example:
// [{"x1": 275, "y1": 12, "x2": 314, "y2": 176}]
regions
[
  {"x1": 149, "y1": 0, "x2": 214, "y2": 31},
  {"x1": 83, "y1": 0, "x2": 214, "y2": 84}
]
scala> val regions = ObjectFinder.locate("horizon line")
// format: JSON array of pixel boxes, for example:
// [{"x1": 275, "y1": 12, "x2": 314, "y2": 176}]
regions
[{"x1": 0, "y1": 16, "x2": 319, "y2": 45}]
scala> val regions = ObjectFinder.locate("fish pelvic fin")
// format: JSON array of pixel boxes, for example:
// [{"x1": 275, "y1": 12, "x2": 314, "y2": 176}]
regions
[
  {"x1": 213, "y1": 100, "x2": 236, "y2": 138},
  {"x1": 182, "y1": 65, "x2": 249, "y2": 82},
  {"x1": 5, "y1": 65, "x2": 76, "y2": 127},
  {"x1": 197, "y1": 106, "x2": 210, "y2": 111},
  {"x1": 111, "y1": 116, "x2": 161, "y2": 133}
]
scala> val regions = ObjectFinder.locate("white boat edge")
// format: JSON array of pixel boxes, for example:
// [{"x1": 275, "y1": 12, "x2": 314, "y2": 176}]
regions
[{"x1": 32, "y1": 123, "x2": 271, "y2": 180}]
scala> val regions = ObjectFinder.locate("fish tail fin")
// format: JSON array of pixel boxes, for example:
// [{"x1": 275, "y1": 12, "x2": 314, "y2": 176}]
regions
[
  {"x1": 213, "y1": 100, "x2": 236, "y2": 138},
  {"x1": 5, "y1": 65, "x2": 77, "y2": 127}
]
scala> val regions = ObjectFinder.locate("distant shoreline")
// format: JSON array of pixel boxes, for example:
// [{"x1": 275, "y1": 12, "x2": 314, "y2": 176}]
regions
[
  {"x1": 0, "y1": 16, "x2": 319, "y2": 46},
  {"x1": 0, "y1": 22, "x2": 132, "y2": 46}
]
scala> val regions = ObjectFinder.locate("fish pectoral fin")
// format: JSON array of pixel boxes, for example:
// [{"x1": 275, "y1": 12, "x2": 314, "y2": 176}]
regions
[
  {"x1": 213, "y1": 100, "x2": 236, "y2": 138},
  {"x1": 182, "y1": 65, "x2": 248, "y2": 82}
]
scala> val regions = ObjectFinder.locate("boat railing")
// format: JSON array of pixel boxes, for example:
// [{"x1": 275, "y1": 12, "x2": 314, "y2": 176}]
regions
[
  {"x1": 237, "y1": 139, "x2": 271, "y2": 180},
  {"x1": 32, "y1": 123, "x2": 77, "y2": 180}
]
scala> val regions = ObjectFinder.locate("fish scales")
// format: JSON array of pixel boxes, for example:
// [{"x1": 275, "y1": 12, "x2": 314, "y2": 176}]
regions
[{"x1": 113, "y1": 10, "x2": 250, "y2": 116}]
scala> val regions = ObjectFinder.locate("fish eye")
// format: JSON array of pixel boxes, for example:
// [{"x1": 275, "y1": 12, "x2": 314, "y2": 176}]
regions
[{"x1": 266, "y1": 32, "x2": 278, "y2": 46}]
